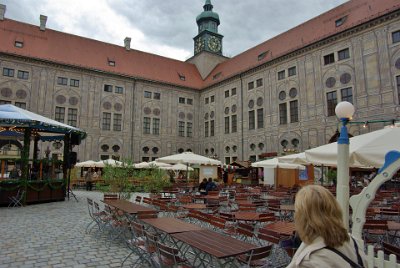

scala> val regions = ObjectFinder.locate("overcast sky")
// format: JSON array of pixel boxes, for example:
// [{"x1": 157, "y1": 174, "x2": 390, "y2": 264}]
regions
[{"x1": 2, "y1": 0, "x2": 348, "y2": 61}]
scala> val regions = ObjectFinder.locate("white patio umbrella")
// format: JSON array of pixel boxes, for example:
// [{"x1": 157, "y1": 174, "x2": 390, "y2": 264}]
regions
[
  {"x1": 156, "y1": 152, "x2": 221, "y2": 165},
  {"x1": 277, "y1": 152, "x2": 309, "y2": 165},
  {"x1": 95, "y1": 159, "x2": 123, "y2": 167},
  {"x1": 170, "y1": 163, "x2": 194, "y2": 171},
  {"x1": 251, "y1": 158, "x2": 306, "y2": 170},
  {"x1": 305, "y1": 125, "x2": 400, "y2": 168},
  {"x1": 148, "y1": 161, "x2": 172, "y2": 168},
  {"x1": 133, "y1": 162, "x2": 150, "y2": 169},
  {"x1": 75, "y1": 160, "x2": 97, "y2": 168}
]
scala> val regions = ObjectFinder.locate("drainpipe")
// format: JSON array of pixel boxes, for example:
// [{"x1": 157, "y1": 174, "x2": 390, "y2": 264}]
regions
[
  {"x1": 130, "y1": 79, "x2": 136, "y2": 161},
  {"x1": 240, "y1": 74, "x2": 244, "y2": 161}
]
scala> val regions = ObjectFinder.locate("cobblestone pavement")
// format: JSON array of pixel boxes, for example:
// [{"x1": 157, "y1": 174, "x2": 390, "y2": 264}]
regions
[{"x1": 0, "y1": 191, "x2": 146, "y2": 268}]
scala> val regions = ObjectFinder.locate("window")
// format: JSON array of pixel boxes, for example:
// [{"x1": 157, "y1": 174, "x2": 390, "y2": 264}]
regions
[
  {"x1": 324, "y1": 53, "x2": 335, "y2": 65},
  {"x1": 104, "y1": 84, "x2": 113, "y2": 92},
  {"x1": 338, "y1": 48, "x2": 350, "y2": 60},
  {"x1": 210, "y1": 120, "x2": 215, "y2": 137},
  {"x1": 154, "y1": 92, "x2": 161, "y2": 100},
  {"x1": 210, "y1": 95, "x2": 215, "y2": 102},
  {"x1": 249, "y1": 155, "x2": 257, "y2": 162},
  {"x1": 290, "y1": 100, "x2": 299, "y2": 123},
  {"x1": 213, "y1": 72, "x2": 221, "y2": 80},
  {"x1": 257, "y1": 108, "x2": 264, "y2": 129},
  {"x1": 248, "y1": 81, "x2": 254, "y2": 90},
  {"x1": 143, "y1": 117, "x2": 151, "y2": 134},
  {"x1": 55, "y1": 107, "x2": 65, "y2": 123},
  {"x1": 278, "y1": 70, "x2": 285, "y2": 80},
  {"x1": 225, "y1": 157, "x2": 231, "y2": 164},
  {"x1": 225, "y1": 90, "x2": 229, "y2": 98},
  {"x1": 205, "y1": 121, "x2": 209, "y2": 137},
  {"x1": 187, "y1": 98, "x2": 193, "y2": 105},
  {"x1": 15, "y1": 41, "x2": 23, "y2": 48},
  {"x1": 153, "y1": 118, "x2": 160, "y2": 135},
  {"x1": 258, "y1": 51, "x2": 268, "y2": 61},
  {"x1": 178, "y1": 73, "x2": 186, "y2": 81},
  {"x1": 108, "y1": 60, "x2": 115, "y2": 66},
  {"x1": 115, "y1": 86, "x2": 123, "y2": 94},
  {"x1": 17, "y1": 70, "x2": 29, "y2": 80},
  {"x1": 113, "y1": 113, "x2": 122, "y2": 131},
  {"x1": 326, "y1": 91, "x2": 337, "y2": 116},
  {"x1": 231, "y1": 88, "x2": 237, "y2": 96},
  {"x1": 15, "y1": 102, "x2": 26, "y2": 109},
  {"x1": 341, "y1": 87, "x2": 353, "y2": 103},
  {"x1": 144, "y1": 91, "x2": 152, "y2": 98},
  {"x1": 102, "y1": 112, "x2": 111, "y2": 130},
  {"x1": 69, "y1": 79, "x2": 79, "y2": 87},
  {"x1": 248, "y1": 110, "x2": 255, "y2": 130},
  {"x1": 256, "y1": 78, "x2": 263, "y2": 87},
  {"x1": 335, "y1": 16, "x2": 347, "y2": 27},
  {"x1": 397, "y1": 76, "x2": 400, "y2": 104},
  {"x1": 68, "y1": 108, "x2": 78, "y2": 127},
  {"x1": 3, "y1": 68, "x2": 14, "y2": 77},
  {"x1": 224, "y1": 116, "x2": 230, "y2": 134},
  {"x1": 205, "y1": 97, "x2": 209, "y2": 104},
  {"x1": 231, "y1": 114, "x2": 237, "y2": 133},
  {"x1": 178, "y1": 121, "x2": 185, "y2": 137},
  {"x1": 392, "y1": 30, "x2": 400, "y2": 43},
  {"x1": 187, "y1": 122, "x2": 192, "y2": 137},
  {"x1": 288, "y1": 66, "x2": 296, "y2": 77},
  {"x1": 57, "y1": 77, "x2": 68, "y2": 85},
  {"x1": 179, "y1": 97, "x2": 185, "y2": 104},
  {"x1": 0, "y1": 100, "x2": 11, "y2": 104},
  {"x1": 279, "y1": 103, "x2": 287, "y2": 124}
]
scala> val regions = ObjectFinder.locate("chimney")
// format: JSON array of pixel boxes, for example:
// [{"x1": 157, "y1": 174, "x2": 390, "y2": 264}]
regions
[
  {"x1": 124, "y1": 37, "x2": 131, "y2": 51},
  {"x1": 39, "y1": 15, "x2": 47, "y2": 31},
  {"x1": 0, "y1": 4, "x2": 6, "y2": 21}
]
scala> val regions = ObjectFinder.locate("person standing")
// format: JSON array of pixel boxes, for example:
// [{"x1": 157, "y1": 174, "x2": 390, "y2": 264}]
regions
[
  {"x1": 287, "y1": 185, "x2": 367, "y2": 268},
  {"x1": 85, "y1": 169, "x2": 93, "y2": 191}
]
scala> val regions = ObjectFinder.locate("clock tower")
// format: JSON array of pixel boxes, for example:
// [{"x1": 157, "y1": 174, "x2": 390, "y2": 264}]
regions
[{"x1": 194, "y1": 0, "x2": 223, "y2": 55}]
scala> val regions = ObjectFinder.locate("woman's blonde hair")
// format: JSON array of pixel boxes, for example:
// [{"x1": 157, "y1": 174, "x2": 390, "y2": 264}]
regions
[{"x1": 294, "y1": 185, "x2": 349, "y2": 247}]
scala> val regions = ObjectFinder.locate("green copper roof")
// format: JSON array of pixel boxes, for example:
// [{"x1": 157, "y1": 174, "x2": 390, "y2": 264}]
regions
[{"x1": 196, "y1": 0, "x2": 220, "y2": 24}]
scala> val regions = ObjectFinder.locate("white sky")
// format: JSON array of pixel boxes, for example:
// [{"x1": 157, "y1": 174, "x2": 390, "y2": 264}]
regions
[{"x1": 1, "y1": 0, "x2": 348, "y2": 61}]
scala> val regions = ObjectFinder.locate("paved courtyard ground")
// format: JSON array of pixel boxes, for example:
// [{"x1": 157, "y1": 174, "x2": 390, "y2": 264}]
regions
[{"x1": 0, "y1": 191, "x2": 144, "y2": 268}]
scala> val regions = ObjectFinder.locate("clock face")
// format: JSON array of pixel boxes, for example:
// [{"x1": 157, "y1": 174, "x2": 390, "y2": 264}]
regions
[
  {"x1": 208, "y1": 36, "x2": 221, "y2": 52},
  {"x1": 195, "y1": 37, "x2": 204, "y2": 54}
]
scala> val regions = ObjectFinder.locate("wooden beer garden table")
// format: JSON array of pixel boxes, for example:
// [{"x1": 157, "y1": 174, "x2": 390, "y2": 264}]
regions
[
  {"x1": 141, "y1": 217, "x2": 204, "y2": 234},
  {"x1": 103, "y1": 199, "x2": 156, "y2": 214},
  {"x1": 171, "y1": 229, "x2": 257, "y2": 267},
  {"x1": 262, "y1": 221, "x2": 296, "y2": 236}
]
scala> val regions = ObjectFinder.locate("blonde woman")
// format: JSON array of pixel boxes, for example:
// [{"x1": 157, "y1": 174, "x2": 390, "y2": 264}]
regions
[{"x1": 287, "y1": 185, "x2": 367, "y2": 268}]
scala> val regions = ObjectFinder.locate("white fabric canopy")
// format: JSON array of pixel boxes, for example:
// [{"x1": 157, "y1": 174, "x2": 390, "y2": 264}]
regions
[
  {"x1": 251, "y1": 158, "x2": 306, "y2": 170},
  {"x1": 133, "y1": 162, "x2": 150, "y2": 169},
  {"x1": 277, "y1": 152, "x2": 309, "y2": 165},
  {"x1": 305, "y1": 125, "x2": 400, "y2": 168},
  {"x1": 169, "y1": 163, "x2": 194, "y2": 171},
  {"x1": 156, "y1": 152, "x2": 221, "y2": 165},
  {"x1": 148, "y1": 161, "x2": 172, "y2": 168},
  {"x1": 75, "y1": 160, "x2": 99, "y2": 168},
  {"x1": 96, "y1": 159, "x2": 123, "y2": 167}
]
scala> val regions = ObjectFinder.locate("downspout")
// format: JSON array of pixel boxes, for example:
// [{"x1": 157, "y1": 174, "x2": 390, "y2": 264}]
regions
[
  {"x1": 240, "y1": 74, "x2": 244, "y2": 161},
  {"x1": 130, "y1": 79, "x2": 136, "y2": 161}
]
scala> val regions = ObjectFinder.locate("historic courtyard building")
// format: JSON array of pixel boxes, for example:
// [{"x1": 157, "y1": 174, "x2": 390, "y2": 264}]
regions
[{"x1": 0, "y1": 0, "x2": 399, "y2": 164}]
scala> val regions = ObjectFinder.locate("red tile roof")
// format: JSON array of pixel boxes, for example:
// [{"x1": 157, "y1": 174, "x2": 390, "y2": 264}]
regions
[
  {"x1": 0, "y1": 19, "x2": 204, "y2": 89},
  {"x1": 203, "y1": 0, "x2": 400, "y2": 87},
  {"x1": 0, "y1": 0, "x2": 399, "y2": 89}
]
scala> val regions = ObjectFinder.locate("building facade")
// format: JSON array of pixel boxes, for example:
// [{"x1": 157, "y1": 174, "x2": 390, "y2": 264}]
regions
[{"x1": 0, "y1": 0, "x2": 400, "y2": 163}]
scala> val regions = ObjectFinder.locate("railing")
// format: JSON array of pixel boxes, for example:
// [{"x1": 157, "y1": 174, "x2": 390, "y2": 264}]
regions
[{"x1": 367, "y1": 246, "x2": 399, "y2": 268}]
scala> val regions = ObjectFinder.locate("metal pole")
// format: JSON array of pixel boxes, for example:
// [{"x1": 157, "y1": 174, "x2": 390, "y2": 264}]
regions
[{"x1": 337, "y1": 118, "x2": 350, "y2": 230}]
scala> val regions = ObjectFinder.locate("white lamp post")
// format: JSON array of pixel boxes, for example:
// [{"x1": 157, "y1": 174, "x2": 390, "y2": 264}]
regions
[{"x1": 335, "y1": 101, "x2": 355, "y2": 230}]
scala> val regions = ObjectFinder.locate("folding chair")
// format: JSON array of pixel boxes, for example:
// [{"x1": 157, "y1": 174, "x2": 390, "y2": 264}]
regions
[
  {"x1": 236, "y1": 244, "x2": 273, "y2": 267},
  {"x1": 155, "y1": 240, "x2": 192, "y2": 268},
  {"x1": 8, "y1": 189, "x2": 25, "y2": 208}
]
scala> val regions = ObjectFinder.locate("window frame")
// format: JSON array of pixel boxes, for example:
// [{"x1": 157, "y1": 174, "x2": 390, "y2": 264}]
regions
[
  {"x1": 104, "y1": 84, "x2": 113, "y2": 92},
  {"x1": 338, "y1": 48, "x2": 350, "y2": 61},
  {"x1": 256, "y1": 78, "x2": 263, "y2": 87},
  {"x1": 178, "y1": 97, "x2": 185, "y2": 104},
  {"x1": 248, "y1": 81, "x2": 254, "y2": 90},
  {"x1": 3, "y1": 68, "x2": 15, "y2": 77},
  {"x1": 248, "y1": 110, "x2": 255, "y2": 130},
  {"x1": 55, "y1": 106, "x2": 65, "y2": 123},
  {"x1": 102, "y1": 112, "x2": 111, "y2": 130},
  {"x1": 152, "y1": 118, "x2": 160, "y2": 135},
  {"x1": 224, "y1": 116, "x2": 230, "y2": 134},
  {"x1": 187, "y1": 122, "x2": 193, "y2": 137},
  {"x1": 113, "y1": 113, "x2": 122, "y2": 131},
  {"x1": 67, "y1": 108, "x2": 78, "y2": 127},
  {"x1": 257, "y1": 108, "x2": 264, "y2": 129},
  {"x1": 279, "y1": 103, "x2": 287, "y2": 125},
  {"x1": 57, "y1": 77, "x2": 68, "y2": 86},
  {"x1": 70, "y1": 78, "x2": 79, "y2": 87},
  {"x1": 326, "y1": 91, "x2": 338, "y2": 117},
  {"x1": 324, "y1": 53, "x2": 335, "y2": 65},
  {"x1": 288, "y1": 66, "x2": 296, "y2": 77},
  {"x1": 277, "y1": 70, "x2": 285, "y2": 80},
  {"x1": 17, "y1": 70, "x2": 29, "y2": 80},
  {"x1": 392, "y1": 30, "x2": 400, "y2": 44},
  {"x1": 143, "y1": 117, "x2": 151, "y2": 134},
  {"x1": 231, "y1": 114, "x2": 237, "y2": 133},
  {"x1": 289, "y1": 100, "x2": 299, "y2": 123},
  {"x1": 115, "y1": 86, "x2": 124, "y2": 94},
  {"x1": 144, "y1": 91, "x2": 152, "y2": 98},
  {"x1": 178, "y1": 121, "x2": 185, "y2": 137},
  {"x1": 153, "y1": 92, "x2": 161, "y2": 100}
]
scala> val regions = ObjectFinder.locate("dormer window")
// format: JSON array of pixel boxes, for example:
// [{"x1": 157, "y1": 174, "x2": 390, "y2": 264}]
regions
[
  {"x1": 213, "y1": 72, "x2": 221, "y2": 80},
  {"x1": 257, "y1": 51, "x2": 268, "y2": 61},
  {"x1": 178, "y1": 73, "x2": 186, "y2": 81},
  {"x1": 335, "y1": 16, "x2": 347, "y2": 27},
  {"x1": 108, "y1": 60, "x2": 115, "y2": 67},
  {"x1": 15, "y1": 41, "x2": 24, "y2": 48}
]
